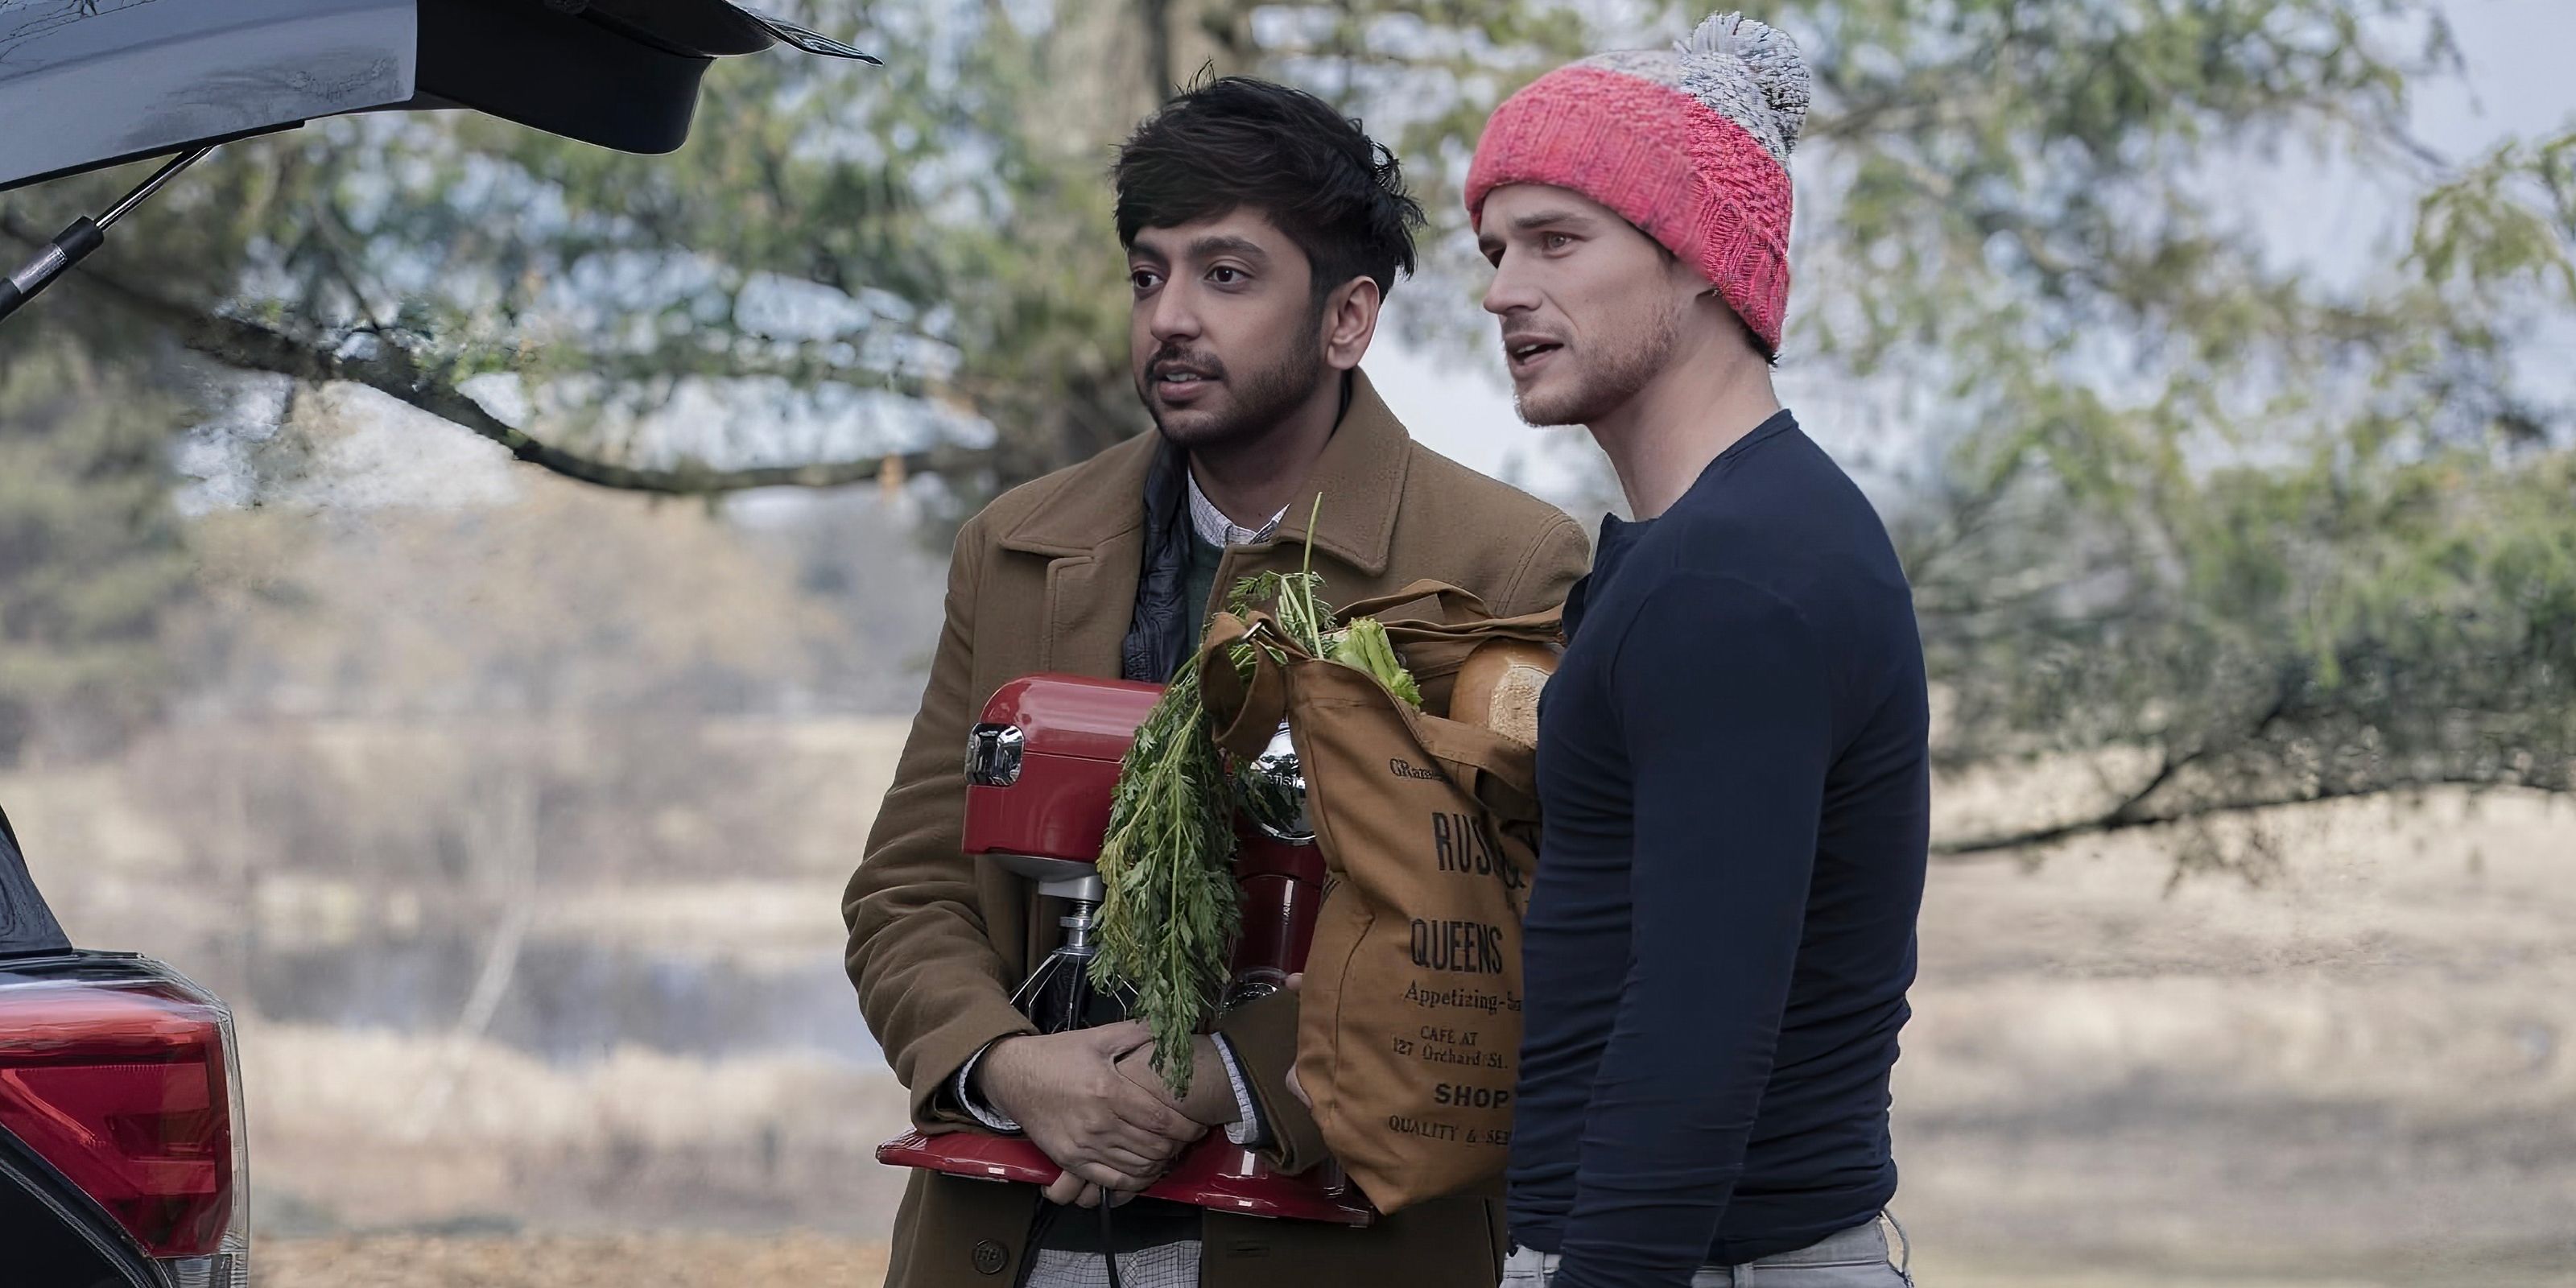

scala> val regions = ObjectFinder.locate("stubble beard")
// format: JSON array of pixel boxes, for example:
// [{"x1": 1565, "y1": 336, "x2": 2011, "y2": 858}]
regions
[
  {"x1": 1143, "y1": 337, "x2": 1329, "y2": 452},
  {"x1": 1513, "y1": 299, "x2": 1684, "y2": 429}
]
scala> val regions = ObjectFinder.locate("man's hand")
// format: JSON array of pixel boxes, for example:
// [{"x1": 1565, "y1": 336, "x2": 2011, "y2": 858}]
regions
[
  {"x1": 1114, "y1": 1035, "x2": 1239, "y2": 1127},
  {"x1": 1040, "y1": 1173, "x2": 1141, "y2": 1208},
  {"x1": 974, "y1": 1021, "x2": 1206, "y2": 1193}
]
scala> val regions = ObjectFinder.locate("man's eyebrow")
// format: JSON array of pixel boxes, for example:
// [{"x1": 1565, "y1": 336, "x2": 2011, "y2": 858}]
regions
[
  {"x1": 1509, "y1": 208, "x2": 1595, "y2": 233},
  {"x1": 1187, "y1": 234, "x2": 1270, "y2": 262}
]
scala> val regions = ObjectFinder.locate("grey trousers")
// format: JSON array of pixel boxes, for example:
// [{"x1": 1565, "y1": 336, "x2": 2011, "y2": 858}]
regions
[{"x1": 1501, "y1": 1214, "x2": 1913, "y2": 1287}]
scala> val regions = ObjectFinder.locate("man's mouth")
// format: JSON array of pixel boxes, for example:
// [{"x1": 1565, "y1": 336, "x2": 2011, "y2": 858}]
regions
[
  {"x1": 1150, "y1": 363, "x2": 1219, "y2": 402},
  {"x1": 1503, "y1": 336, "x2": 1563, "y2": 378}
]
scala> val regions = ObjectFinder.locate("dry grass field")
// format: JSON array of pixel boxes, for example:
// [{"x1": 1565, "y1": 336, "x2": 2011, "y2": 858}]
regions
[
  {"x1": 258, "y1": 1233, "x2": 890, "y2": 1287},
  {"x1": 239, "y1": 786, "x2": 2576, "y2": 1286},
  {"x1": 13, "y1": 726, "x2": 2573, "y2": 1287}
]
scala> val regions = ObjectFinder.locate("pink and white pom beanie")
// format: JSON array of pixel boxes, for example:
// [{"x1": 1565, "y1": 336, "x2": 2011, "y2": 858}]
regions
[{"x1": 1466, "y1": 11, "x2": 1810, "y2": 356}]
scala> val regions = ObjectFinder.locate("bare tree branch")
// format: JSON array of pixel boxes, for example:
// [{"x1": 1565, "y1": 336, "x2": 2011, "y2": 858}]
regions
[
  {"x1": 188, "y1": 305, "x2": 982, "y2": 495},
  {"x1": 1934, "y1": 676, "x2": 2328, "y2": 858},
  {"x1": 1933, "y1": 770, "x2": 2558, "y2": 860},
  {"x1": 5, "y1": 219, "x2": 1002, "y2": 497}
]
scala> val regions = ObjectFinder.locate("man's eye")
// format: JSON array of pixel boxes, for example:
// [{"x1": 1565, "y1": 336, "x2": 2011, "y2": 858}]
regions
[
  {"x1": 1208, "y1": 266, "x2": 1245, "y2": 285},
  {"x1": 1542, "y1": 233, "x2": 1573, "y2": 252},
  {"x1": 1131, "y1": 270, "x2": 1162, "y2": 291}
]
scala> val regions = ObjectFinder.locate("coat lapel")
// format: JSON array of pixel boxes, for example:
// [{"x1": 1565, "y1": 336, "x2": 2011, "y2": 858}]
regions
[
  {"x1": 1036, "y1": 532, "x2": 1143, "y2": 675},
  {"x1": 1265, "y1": 369, "x2": 1410, "y2": 578},
  {"x1": 997, "y1": 431, "x2": 1157, "y2": 676}
]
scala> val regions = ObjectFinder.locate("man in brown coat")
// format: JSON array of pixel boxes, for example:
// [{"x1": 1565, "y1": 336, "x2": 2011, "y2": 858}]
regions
[{"x1": 844, "y1": 77, "x2": 1587, "y2": 1288}]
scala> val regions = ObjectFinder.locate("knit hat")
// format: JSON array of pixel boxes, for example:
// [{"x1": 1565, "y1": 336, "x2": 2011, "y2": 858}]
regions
[{"x1": 1466, "y1": 12, "x2": 1809, "y2": 356}]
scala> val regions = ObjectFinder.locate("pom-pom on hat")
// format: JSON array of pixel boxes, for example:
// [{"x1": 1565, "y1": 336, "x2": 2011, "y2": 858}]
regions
[{"x1": 1466, "y1": 12, "x2": 1809, "y2": 356}]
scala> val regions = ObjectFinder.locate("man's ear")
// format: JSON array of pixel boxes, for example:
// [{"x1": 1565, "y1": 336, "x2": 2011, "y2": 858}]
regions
[
  {"x1": 1662, "y1": 242, "x2": 1713, "y2": 300},
  {"x1": 1671, "y1": 252, "x2": 1763, "y2": 359},
  {"x1": 1320, "y1": 275, "x2": 1382, "y2": 372}
]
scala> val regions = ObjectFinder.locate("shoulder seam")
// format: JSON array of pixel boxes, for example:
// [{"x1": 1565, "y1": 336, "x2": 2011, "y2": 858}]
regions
[{"x1": 1500, "y1": 510, "x2": 1583, "y2": 615}]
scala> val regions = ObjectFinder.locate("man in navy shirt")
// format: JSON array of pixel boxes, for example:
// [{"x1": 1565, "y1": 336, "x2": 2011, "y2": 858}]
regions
[{"x1": 1463, "y1": 13, "x2": 1930, "y2": 1287}]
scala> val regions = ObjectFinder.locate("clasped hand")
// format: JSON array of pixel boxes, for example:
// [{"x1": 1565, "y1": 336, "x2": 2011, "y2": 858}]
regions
[{"x1": 973, "y1": 1021, "x2": 1232, "y2": 1210}]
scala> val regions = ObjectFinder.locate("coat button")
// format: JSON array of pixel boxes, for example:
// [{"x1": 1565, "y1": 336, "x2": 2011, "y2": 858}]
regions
[{"x1": 971, "y1": 1239, "x2": 1009, "y2": 1276}]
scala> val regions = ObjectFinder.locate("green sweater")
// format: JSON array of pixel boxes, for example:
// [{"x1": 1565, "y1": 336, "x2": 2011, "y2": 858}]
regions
[{"x1": 1184, "y1": 530, "x2": 1226, "y2": 638}]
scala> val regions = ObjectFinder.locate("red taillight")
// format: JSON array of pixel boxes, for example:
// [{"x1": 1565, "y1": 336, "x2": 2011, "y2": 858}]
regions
[{"x1": 0, "y1": 971, "x2": 237, "y2": 1260}]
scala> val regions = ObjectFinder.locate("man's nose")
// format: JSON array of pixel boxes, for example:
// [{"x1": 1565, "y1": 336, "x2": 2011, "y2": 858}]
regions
[
  {"x1": 1482, "y1": 257, "x2": 1538, "y2": 318},
  {"x1": 1147, "y1": 280, "x2": 1201, "y2": 343}
]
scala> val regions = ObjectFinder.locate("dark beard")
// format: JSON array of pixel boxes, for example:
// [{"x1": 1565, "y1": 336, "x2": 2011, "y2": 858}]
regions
[{"x1": 1142, "y1": 338, "x2": 1329, "y2": 451}]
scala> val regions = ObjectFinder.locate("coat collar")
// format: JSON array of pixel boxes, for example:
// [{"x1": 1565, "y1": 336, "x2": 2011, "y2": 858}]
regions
[{"x1": 997, "y1": 368, "x2": 1411, "y2": 576}]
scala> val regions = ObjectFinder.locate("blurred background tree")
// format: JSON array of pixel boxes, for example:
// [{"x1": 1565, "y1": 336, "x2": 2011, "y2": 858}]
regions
[
  {"x1": 0, "y1": 337, "x2": 192, "y2": 764},
  {"x1": 2, "y1": 0, "x2": 2572, "y2": 861}
]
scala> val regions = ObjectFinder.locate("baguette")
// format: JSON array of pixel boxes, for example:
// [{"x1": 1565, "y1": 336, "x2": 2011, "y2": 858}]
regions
[{"x1": 1449, "y1": 638, "x2": 1559, "y2": 747}]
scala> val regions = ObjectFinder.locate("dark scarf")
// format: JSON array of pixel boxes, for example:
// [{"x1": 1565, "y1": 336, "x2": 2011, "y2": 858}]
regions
[{"x1": 1120, "y1": 436, "x2": 1195, "y2": 684}]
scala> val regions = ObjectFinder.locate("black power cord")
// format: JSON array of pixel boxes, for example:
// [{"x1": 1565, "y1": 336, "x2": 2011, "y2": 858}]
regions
[{"x1": 1100, "y1": 1199, "x2": 1125, "y2": 1288}]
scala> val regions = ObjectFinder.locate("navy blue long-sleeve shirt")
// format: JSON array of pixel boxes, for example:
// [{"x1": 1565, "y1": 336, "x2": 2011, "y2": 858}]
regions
[{"x1": 1507, "y1": 411, "x2": 1929, "y2": 1286}]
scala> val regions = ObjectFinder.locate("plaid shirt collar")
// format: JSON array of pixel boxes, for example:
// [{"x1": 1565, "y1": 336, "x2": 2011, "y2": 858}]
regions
[{"x1": 1184, "y1": 465, "x2": 1286, "y2": 547}]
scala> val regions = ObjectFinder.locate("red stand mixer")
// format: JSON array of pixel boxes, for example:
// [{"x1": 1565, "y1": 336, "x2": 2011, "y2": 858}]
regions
[{"x1": 875, "y1": 674, "x2": 1374, "y2": 1225}]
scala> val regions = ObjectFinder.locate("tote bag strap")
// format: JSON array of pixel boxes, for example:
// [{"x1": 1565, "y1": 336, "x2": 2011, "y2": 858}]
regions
[
  {"x1": 1339, "y1": 577, "x2": 1564, "y2": 655},
  {"x1": 1195, "y1": 609, "x2": 1299, "y2": 763},
  {"x1": 1336, "y1": 579, "x2": 1507, "y2": 625},
  {"x1": 1403, "y1": 701, "x2": 1542, "y2": 825}
]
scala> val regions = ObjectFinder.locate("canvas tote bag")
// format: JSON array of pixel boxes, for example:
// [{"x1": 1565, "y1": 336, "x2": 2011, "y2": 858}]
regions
[{"x1": 1198, "y1": 580, "x2": 1559, "y2": 1214}]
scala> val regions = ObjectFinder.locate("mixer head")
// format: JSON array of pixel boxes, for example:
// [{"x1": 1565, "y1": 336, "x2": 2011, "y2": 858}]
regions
[{"x1": 1237, "y1": 721, "x2": 1315, "y2": 844}]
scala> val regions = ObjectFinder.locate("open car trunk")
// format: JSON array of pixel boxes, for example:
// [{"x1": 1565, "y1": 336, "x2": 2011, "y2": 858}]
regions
[
  {"x1": 0, "y1": 0, "x2": 873, "y2": 320},
  {"x1": 2, "y1": 0, "x2": 873, "y2": 192}
]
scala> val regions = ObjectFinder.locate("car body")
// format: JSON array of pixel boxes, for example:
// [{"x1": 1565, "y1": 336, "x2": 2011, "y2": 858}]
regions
[{"x1": 0, "y1": 828, "x2": 246, "y2": 1286}]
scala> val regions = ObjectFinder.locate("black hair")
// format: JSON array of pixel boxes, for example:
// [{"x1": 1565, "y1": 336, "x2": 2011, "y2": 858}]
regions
[{"x1": 1114, "y1": 76, "x2": 1426, "y2": 305}]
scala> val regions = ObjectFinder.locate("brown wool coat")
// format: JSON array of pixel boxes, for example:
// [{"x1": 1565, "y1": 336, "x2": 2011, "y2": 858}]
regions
[{"x1": 844, "y1": 371, "x2": 1588, "y2": 1288}]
